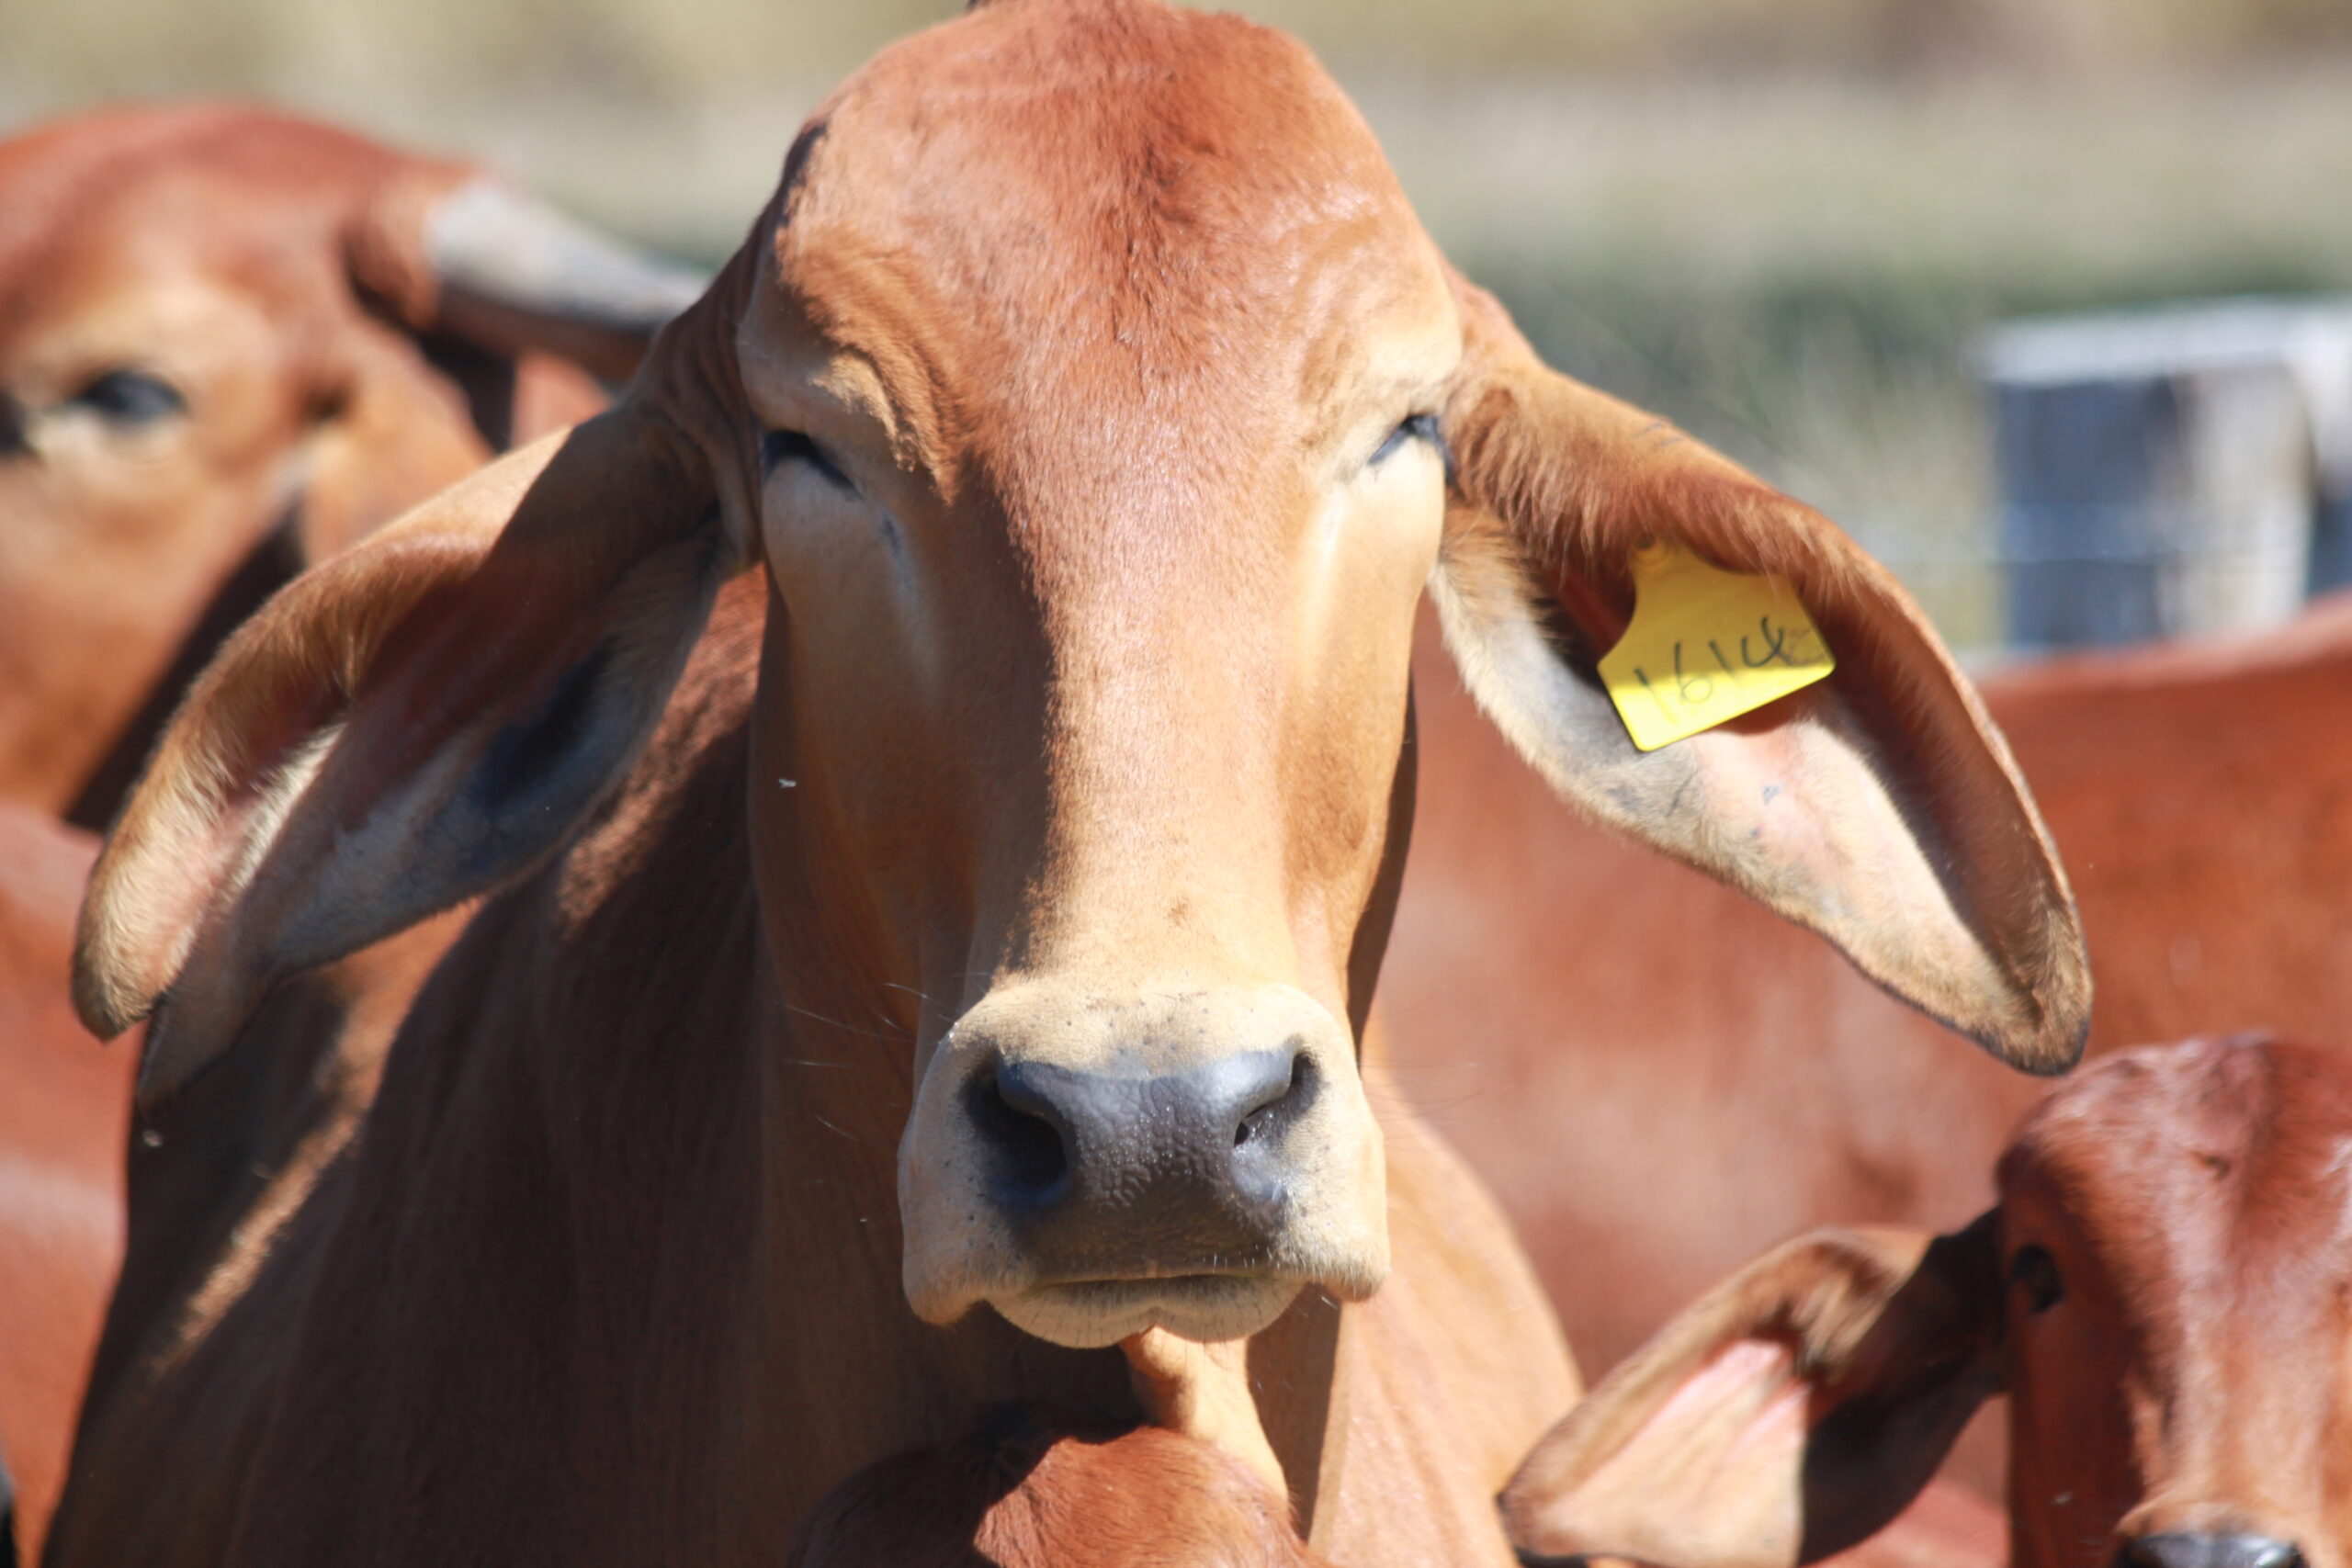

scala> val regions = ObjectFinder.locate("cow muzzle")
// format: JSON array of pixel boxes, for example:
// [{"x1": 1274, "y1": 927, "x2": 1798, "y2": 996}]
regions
[
  {"x1": 2119, "y1": 1535, "x2": 2308, "y2": 1568},
  {"x1": 898, "y1": 982, "x2": 1390, "y2": 1348}
]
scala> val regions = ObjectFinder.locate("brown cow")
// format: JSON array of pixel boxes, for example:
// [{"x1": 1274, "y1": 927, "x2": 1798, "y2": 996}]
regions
[
  {"x1": 0, "y1": 105, "x2": 690, "y2": 1559},
  {"x1": 1382, "y1": 590, "x2": 2352, "y2": 1492},
  {"x1": 1502, "y1": 1035, "x2": 2352, "y2": 1568},
  {"x1": 54, "y1": 3, "x2": 2088, "y2": 1562},
  {"x1": 0, "y1": 102, "x2": 699, "y2": 827},
  {"x1": 0, "y1": 802, "x2": 119, "y2": 1562}
]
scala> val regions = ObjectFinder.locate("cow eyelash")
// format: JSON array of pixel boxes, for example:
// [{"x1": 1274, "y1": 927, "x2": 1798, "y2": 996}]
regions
[
  {"x1": 1369, "y1": 412, "x2": 1442, "y2": 468},
  {"x1": 2010, "y1": 1243, "x2": 2064, "y2": 1314},
  {"x1": 761, "y1": 429, "x2": 854, "y2": 492}
]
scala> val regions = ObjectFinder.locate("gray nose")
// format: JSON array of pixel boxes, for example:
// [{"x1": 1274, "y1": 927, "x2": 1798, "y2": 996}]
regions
[
  {"x1": 2121, "y1": 1534, "x2": 2305, "y2": 1568},
  {"x1": 969, "y1": 1045, "x2": 1315, "y2": 1269}
]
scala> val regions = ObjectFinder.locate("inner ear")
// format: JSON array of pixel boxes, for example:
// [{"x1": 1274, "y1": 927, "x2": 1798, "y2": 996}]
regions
[
  {"x1": 1502, "y1": 1222, "x2": 2005, "y2": 1568},
  {"x1": 1430, "y1": 287, "x2": 2089, "y2": 1073}
]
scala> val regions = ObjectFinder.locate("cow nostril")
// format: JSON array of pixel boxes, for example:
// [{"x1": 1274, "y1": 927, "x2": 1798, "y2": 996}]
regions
[
  {"x1": 969, "y1": 1068, "x2": 1069, "y2": 1201},
  {"x1": 1233, "y1": 1049, "x2": 1311, "y2": 1150}
]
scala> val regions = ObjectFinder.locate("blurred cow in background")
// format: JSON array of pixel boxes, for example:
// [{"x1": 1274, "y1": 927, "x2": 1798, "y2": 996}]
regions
[
  {"x1": 0, "y1": 102, "x2": 692, "y2": 1557},
  {"x1": 1502, "y1": 1036, "x2": 2352, "y2": 1568},
  {"x1": 0, "y1": 102, "x2": 698, "y2": 827}
]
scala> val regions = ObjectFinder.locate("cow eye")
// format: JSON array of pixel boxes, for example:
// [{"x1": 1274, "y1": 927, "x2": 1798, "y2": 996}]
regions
[
  {"x1": 2011, "y1": 1243, "x2": 2064, "y2": 1314},
  {"x1": 67, "y1": 368, "x2": 186, "y2": 427},
  {"x1": 761, "y1": 429, "x2": 854, "y2": 492},
  {"x1": 1370, "y1": 412, "x2": 1440, "y2": 467}
]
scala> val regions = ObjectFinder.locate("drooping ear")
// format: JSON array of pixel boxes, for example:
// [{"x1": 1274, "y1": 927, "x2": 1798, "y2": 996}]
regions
[
  {"x1": 1501, "y1": 1221, "x2": 2005, "y2": 1568},
  {"x1": 1433, "y1": 273, "x2": 2089, "y2": 1073},
  {"x1": 74, "y1": 397, "x2": 740, "y2": 1109}
]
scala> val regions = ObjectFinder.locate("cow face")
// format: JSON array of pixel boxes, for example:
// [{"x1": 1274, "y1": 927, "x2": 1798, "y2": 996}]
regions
[
  {"x1": 0, "y1": 107, "x2": 683, "y2": 825},
  {"x1": 1501, "y1": 1037, "x2": 2352, "y2": 1568},
  {"x1": 737, "y1": 6, "x2": 1457, "y2": 1344},
  {"x1": 75, "y1": 0, "x2": 2089, "y2": 1359},
  {"x1": 1996, "y1": 1039, "x2": 2352, "y2": 1568}
]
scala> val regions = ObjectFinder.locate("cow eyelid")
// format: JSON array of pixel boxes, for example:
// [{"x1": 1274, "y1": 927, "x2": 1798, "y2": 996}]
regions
[
  {"x1": 1369, "y1": 412, "x2": 1442, "y2": 468},
  {"x1": 67, "y1": 367, "x2": 186, "y2": 427},
  {"x1": 761, "y1": 428, "x2": 855, "y2": 492}
]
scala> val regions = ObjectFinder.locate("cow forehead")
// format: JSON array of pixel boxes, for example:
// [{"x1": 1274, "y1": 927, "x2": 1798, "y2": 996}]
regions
[
  {"x1": 751, "y1": 0, "x2": 1453, "y2": 477},
  {"x1": 2004, "y1": 1040, "x2": 2352, "y2": 1302}
]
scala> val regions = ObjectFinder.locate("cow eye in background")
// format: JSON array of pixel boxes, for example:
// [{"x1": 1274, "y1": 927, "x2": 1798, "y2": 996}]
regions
[
  {"x1": 2011, "y1": 1243, "x2": 2064, "y2": 1314},
  {"x1": 67, "y1": 368, "x2": 187, "y2": 427}
]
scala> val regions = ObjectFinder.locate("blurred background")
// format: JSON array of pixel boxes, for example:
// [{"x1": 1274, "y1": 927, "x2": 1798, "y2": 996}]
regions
[{"x1": 6, "y1": 0, "x2": 2350, "y2": 649}]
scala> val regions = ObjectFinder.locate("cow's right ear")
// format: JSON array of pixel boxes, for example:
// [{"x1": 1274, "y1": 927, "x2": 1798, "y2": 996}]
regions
[
  {"x1": 74, "y1": 400, "x2": 741, "y2": 1109},
  {"x1": 1499, "y1": 1220, "x2": 2005, "y2": 1568}
]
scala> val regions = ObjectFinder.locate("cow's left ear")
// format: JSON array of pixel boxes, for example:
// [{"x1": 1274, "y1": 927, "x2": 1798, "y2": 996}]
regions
[
  {"x1": 1434, "y1": 274, "x2": 2087, "y2": 1073},
  {"x1": 1499, "y1": 1221, "x2": 2005, "y2": 1568},
  {"x1": 74, "y1": 384, "x2": 746, "y2": 1108}
]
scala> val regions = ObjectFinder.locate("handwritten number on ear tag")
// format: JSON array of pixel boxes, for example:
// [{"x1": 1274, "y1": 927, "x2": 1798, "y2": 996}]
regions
[{"x1": 1598, "y1": 542, "x2": 1836, "y2": 752}]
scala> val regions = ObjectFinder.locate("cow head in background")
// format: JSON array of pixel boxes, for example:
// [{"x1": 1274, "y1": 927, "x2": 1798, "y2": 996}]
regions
[
  {"x1": 1505, "y1": 1036, "x2": 2352, "y2": 1568},
  {"x1": 0, "y1": 104, "x2": 699, "y2": 825},
  {"x1": 75, "y1": 0, "x2": 2089, "y2": 1355}
]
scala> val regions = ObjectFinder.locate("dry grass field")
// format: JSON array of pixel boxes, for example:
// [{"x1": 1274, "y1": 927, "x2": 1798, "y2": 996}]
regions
[{"x1": 6, "y1": 0, "x2": 2349, "y2": 645}]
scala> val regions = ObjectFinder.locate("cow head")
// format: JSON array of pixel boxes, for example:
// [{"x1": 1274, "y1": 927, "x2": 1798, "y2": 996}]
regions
[
  {"x1": 0, "y1": 105, "x2": 698, "y2": 824},
  {"x1": 74, "y1": 0, "x2": 2087, "y2": 1353},
  {"x1": 1502, "y1": 1036, "x2": 2352, "y2": 1568}
]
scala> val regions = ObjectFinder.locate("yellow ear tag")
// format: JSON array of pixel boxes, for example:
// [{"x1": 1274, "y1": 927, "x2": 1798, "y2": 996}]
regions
[{"x1": 1597, "y1": 542, "x2": 1836, "y2": 752}]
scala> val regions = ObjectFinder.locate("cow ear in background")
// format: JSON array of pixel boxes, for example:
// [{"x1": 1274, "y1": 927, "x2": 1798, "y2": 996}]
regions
[
  {"x1": 1433, "y1": 269, "x2": 2090, "y2": 1076},
  {"x1": 298, "y1": 172, "x2": 711, "y2": 562},
  {"x1": 1499, "y1": 1221, "x2": 2005, "y2": 1568},
  {"x1": 74, "y1": 401, "x2": 739, "y2": 1110},
  {"x1": 351, "y1": 173, "x2": 708, "y2": 388}
]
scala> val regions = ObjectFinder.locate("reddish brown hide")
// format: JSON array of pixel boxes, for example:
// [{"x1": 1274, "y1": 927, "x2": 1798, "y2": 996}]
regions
[
  {"x1": 0, "y1": 802, "x2": 124, "y2": 1560},
  {"x1": 0, "y1": 102, "x2": 689, "y2": 827},
  {"x1": 1503, "y1": 1037, "x2": 2352, "y2": 1568},
  {"x1": 56, "y1": 3, "x2": 2086, "y2": 1563},
  {"x1": 1385, "y1": 591, "x2": 2352, "y2": 1479},
  {"x1": 787, "y1": 1407, "x2": 1333, "y2": 1568}
]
